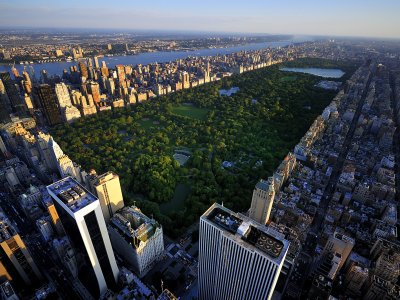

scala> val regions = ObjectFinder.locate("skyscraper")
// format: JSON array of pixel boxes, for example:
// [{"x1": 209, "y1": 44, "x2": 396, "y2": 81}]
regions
[
  {"x1": 91, "y1": 171, "x2": 125, "y2": 223},
  {"x1": 55, "y1": 83, "x2": 72, "y2": 109},
  {"x1": 87, "y1": 81, "x2": 101, "y2": 105},
  {"x1": 0, "y1": 220, "x2": 42, "y2": 285},
  {"x1": 47, "y1": 177, "x2": 119, "y2": 298},
  {"x1": 36, "y1": 84, "x2": 62, "y2": 126},
  {"x1": 249, "y1": 178, "x2": 276, "y2": 225},
  {"x1": 79, "y1": 61, "x2": 88, "y2": 79},
  {"x1": 198, "y1": 203, "x2": 289, "y2": 300},
  {"x1": 0, "y1": 72, "x2": 27, "y2": 117}
]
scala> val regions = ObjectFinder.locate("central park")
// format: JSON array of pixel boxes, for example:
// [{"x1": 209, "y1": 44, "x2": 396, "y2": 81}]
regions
[{"x1": 52, "y1": 58, "x2": 357, "y2": 237}]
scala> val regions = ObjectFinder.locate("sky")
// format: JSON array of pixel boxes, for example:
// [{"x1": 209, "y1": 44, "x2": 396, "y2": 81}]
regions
[{"x1": 1, "y1": 0, "x2": 400, "y2": 38}]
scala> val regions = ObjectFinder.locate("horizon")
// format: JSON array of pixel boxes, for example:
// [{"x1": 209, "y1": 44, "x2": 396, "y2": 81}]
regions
[{"x1": 1, "y1": 0, "x2": 400, "y2": 39}]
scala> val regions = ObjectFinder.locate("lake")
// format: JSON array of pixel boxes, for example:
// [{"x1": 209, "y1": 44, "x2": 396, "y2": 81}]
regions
[
  {"x1": 280, "y1": 67, "x2": 345, "y2": 78},
  {"x1": 0, "y1": 38, "x2": 313, "y2": 77}
]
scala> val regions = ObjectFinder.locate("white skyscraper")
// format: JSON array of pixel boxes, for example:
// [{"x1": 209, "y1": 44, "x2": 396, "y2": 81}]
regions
[
  {"x1": 47, "y1": 177, "x2": 119, "y2": 298},
  {"x1": 198, "y1": 203, "x2": 289, "y2": 300},
  {"x1": 55, "y1": 83, "x2": 72, "y2": 109}
]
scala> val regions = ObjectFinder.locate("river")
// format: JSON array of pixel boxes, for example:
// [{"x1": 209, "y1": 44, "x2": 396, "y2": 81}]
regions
[{"x1": 0, "y1": 38, "x2": 313, "y2": 77}]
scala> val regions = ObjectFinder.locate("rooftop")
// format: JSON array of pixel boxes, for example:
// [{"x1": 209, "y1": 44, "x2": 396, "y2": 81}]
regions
[
  {"x1": 203, "y1": 203, "x2": 289, "y2": 263},
  {"x1": 110, "y1": 206, "x2": 159, "y2": 246},
  {"x1": 47, "y1": 177, "x2": 97, "y2": 213}
]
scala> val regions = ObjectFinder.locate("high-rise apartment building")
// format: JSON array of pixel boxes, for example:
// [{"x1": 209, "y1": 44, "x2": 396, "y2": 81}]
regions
[
  {"x1": 79, "y1": 62, "x2": 88, "y2": 79},
  {"x1": 55, "y1": 83, "x2": 72, "y2": 109},
  {"x1": 108, "y1": 206, "x2": 164, "y2": 277},
  {"x1": 198, "y1": 203, "x2": 289, "y2": 300},
  {"x1": 91, "y1": 171, "x2": 124, "y2": 223},
  {"x1": 47, "y1": 177, "x2": 119, "y2": 298},
  {"x1": 87, "y1": 81, "x2": 101, "y2": 104},
  {"x1": 0, "y1": 220, "x2": 42, "y2": 285},
  {"x1": 0, "y1": 72, "x2": 27, "y2": 117},
  {"x1": 36, "y1": 84, "x2": 62, "y2": 126},
  {"x1": 249, "y1": 178, "x2": 276, "y2": 225}
]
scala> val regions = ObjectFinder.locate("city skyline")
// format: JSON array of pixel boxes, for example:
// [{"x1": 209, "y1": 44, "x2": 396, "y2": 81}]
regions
[{"x1": 1, "y1": 0, "x2": 400, "y2": 39}]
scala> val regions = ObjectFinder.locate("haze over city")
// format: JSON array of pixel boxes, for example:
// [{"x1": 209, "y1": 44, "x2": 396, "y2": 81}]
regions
[{"x1": 1, "y1": 0, "x2": 400, "y2": 38}]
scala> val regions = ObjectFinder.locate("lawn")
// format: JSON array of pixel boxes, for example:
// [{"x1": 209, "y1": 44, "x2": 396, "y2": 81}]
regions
[
  {"x1": 160, "y1": 183, "x2": 191, "y2": 214},
  {"x1": 280, "y1": 75, "x2": 298, "y2": 82},
  {"x1": 171, "y1": 105, "x2": 209, "y2": 121},
  {"x1": 138, "y1": 118, "x2": 161, "y2": 129}
]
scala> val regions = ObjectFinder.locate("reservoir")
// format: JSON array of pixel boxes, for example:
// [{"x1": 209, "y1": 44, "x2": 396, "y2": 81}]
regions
[{"x1": 280, "y1": 67, "x2": 345, "y2": 78}]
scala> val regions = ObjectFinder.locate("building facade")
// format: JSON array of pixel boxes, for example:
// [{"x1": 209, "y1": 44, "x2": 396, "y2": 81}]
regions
[
  {"x1": 47, "y1": 177, "x2": 119, "y2": 298},
  {"x1": 198, "y1": 203, "x2": 289, "y2": 300}
]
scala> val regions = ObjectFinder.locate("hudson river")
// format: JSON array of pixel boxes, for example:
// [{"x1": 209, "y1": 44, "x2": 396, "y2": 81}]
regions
[{"x1": 0, "y1": 38, "x2": 312, "y2": 77}]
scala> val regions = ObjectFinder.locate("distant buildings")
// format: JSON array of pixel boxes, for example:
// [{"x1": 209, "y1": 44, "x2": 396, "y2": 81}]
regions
[
  {"x1": 198, "y1": 203, "x2": 289, "y2": 300},
  {"x1": 108, "y1": 205, "x2": 164, "y2": 277}
]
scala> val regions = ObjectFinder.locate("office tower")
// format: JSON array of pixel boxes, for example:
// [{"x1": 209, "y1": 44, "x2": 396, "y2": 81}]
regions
[
  {"x1": 36, "y1": 84, "x2": 62, "y2": 126},
  {"x1": 94, "y1": 56, "x2": 99, "y2": 69},
  {"x1": 0, "y1": 72, "x2": 27, "y2": 117},
  {"x1": 91, "y1": 172, "x2": 124, "y2": 222},
  {"x1": 0, "y1": 281, "x2": 19, "y2": 300},
  {"x1": 0, "y1": 220, "x2": 42, "y2": 285},
  {"x1": 87, "y1": 81, "x2": 101, "y2": 104},
  {"x1": 198, "y1": 203, "x2": 289, "y2": 300},
  {"x1": 55, "y1": 83, "x2": 72, "y2": 109},
  {"x1": 108, "y1": 206, "x2": 164, "y2": 277},
  {"x1": 107, "y1": 44, "x2": 112, "y2": 51},
  {"x1": 125, "y1": 43, "x2": 129, "y2": 52},
  {"x1": 249, "y1": 178, "x2": 276, "y2": 225},
  {"x1": 105, "y1": 77, "x2": 115, "y2": 95},
  {"x1": 47, "y1": 177, "x2": 119, "y2": 298},
  {"x1": 79, "y1": 61, "x2": 88, "y2": 79},
  {"x1": 321, "y1": 230, "x2": 355, "y2": 271}
]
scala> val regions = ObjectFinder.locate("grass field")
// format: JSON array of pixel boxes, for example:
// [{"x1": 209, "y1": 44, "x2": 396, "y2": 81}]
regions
[
  {"x1": 280, "y1": 76, "x2": 298, "y2": 82},
  {"x1": 160, "y1": 183, "x2": 191, "y2": 214},
  {"x1": 171, "y1": 105, "x2": 209, "y2": 121},
  {"x1": 138, "y1": 118, "x2": 162, "y2": 129}
]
